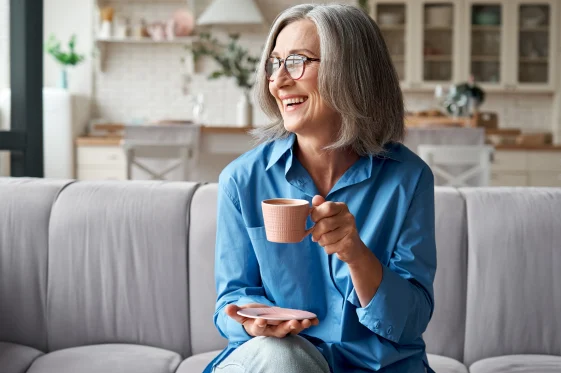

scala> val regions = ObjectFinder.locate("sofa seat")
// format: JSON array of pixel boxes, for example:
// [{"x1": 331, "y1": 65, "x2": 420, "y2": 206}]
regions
[
  {"x1": 177, "y1": 350, "x2": 469, "y2": 373},
  {"x1": 177, "y1": 350, "x2": 221, "y2": 372},
  {"x1": 0, "y1": 342, "x2": 44, "y2": 373},
  {"x1": 26, "y1": 344, "x2": 182, "y2": 373},
  {"x1": 428, "y1": 354, "x2": 468, "y2": 373},
  {"x1": 470, "y1": 355, "x2": 561, "y2": 373}
]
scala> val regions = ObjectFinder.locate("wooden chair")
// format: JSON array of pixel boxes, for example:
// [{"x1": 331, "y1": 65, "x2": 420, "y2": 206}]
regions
[
  {"x1": 121, "y1": 124, "x2": 200, "y2": 181},
  {"x1": 417, "y1": 145, "x2": 494, "y2": 187}
]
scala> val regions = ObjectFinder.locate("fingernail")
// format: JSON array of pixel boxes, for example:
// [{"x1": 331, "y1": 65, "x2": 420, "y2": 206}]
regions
[{"x1": 290, "y1": 326, "x2": 296, "y2": 330}]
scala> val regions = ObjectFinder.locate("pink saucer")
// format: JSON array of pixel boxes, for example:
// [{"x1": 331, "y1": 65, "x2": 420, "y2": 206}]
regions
[{"x1": 237, "y1": 307, "x2": 317, "y2": 321}]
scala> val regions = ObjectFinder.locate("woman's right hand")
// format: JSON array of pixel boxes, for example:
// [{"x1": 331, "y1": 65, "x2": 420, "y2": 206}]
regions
[{"x1": 225, "y1": 303, "x2": 319, "y2": 338}]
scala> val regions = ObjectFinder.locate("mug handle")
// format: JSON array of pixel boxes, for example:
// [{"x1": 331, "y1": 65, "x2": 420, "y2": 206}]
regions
[{"x1": 304, "y1": 206, "x2": 315, "y2": 237}]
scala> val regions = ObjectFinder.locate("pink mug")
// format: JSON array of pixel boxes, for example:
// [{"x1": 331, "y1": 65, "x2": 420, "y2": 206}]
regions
[{"x1": 262, "y1": 198, "x2": 314, "y2": 243}]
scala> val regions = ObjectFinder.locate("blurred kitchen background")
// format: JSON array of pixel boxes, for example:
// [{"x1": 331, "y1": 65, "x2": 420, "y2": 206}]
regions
[{"x1": 1, "y1": 0, "x2": 560, "y2": 187}]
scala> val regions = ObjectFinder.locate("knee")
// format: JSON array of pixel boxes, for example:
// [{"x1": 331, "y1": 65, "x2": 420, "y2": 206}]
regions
[{"x1": 245, "y1": 335, "x2": 327, "y2": 370}]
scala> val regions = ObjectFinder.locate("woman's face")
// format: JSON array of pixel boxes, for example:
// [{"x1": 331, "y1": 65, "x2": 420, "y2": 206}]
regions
[{"x1": 268, "y1": 20, "x2": 340, "y2": 136}]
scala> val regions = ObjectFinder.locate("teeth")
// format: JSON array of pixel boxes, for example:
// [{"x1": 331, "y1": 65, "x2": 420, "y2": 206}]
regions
[{"x1": 282, "y1": 97, "x2": 307, "y2": 105}]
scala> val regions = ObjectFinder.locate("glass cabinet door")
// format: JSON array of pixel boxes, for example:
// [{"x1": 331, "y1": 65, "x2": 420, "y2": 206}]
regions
[
  {"x1": 373, "y1": 2, "x2": 408, "y2": 82},
  {"x1": 515, "y1": 2, "x2": 553, "y2": 88},
  {"x1": 421, "y1": 2, "x2": 457, "y2": 83},
  {"x1": 466, "y1": 2, "x2": 506, "y2": 86}
]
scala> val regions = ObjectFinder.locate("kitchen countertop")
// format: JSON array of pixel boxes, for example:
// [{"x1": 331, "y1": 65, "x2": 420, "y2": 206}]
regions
[
  {"x1": 493, "y1": 144, "x2": 561, "y2": 151},
  {"x1": 76, "y1": 125, "x2": 253, "y2": 146}
]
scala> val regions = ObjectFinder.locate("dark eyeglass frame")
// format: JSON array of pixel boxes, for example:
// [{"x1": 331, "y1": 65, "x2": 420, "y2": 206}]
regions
[{"x1": 266, "y1": 54, "x2": 321, "y2": 81}]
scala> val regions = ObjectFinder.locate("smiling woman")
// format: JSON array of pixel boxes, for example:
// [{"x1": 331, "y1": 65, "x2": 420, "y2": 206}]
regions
[{"x1": 207, "y1": 4, "x2": 436, "y2": 373}]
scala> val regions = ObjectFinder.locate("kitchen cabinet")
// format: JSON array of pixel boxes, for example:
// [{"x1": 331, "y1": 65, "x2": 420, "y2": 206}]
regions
[
  {"x1": 76, "y1": 145, "x2": 127, "y2": 181},
  {"x1": 491, "y1": 149, "x2": 561, "y2": 186},
  {"x1": 371, "y1": 0, "x2": 558, "y2": 93}
]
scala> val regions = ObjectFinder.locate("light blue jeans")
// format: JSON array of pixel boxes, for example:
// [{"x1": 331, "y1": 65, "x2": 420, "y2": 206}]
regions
[{"x1": 213, "y1": 335, "x2": 331, "y2": 373}]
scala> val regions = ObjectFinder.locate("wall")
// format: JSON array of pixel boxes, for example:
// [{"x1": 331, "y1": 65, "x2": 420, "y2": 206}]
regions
[
  {"x1": 0, "y1": 0, "x2": 558, "y2": 137},
  {"x1": 0, "y1": 0, "x2": 8, "y2": 90}
]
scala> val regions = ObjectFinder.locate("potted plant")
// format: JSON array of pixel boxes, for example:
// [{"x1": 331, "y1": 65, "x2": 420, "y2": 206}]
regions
[
  {"x1": 45, "y1": 34, "x2": 85, "y2": 89},
  {"x1": 184, "y1": 33, "x2": 260, "y2": 127}
]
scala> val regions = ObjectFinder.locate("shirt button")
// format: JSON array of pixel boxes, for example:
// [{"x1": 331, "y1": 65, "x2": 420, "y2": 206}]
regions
[
  {"x1": 387, "y1": 326, "x2": 393, "y2": 334},
  {"x1": 374, "y1": 320, "x2": 381, "y2": 329}
]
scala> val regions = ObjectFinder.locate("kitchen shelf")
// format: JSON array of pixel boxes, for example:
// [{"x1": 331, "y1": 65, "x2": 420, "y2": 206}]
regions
[
  {"x1": 471, "y1": 55, "x2": 501, "y2": 62},
  {"x1": 379, "y1": 25, "x2": 406, "y2": 31},
  {"x1": 520, "y1": 26, "x2": 549, "y2": 32},
  {"x1": 424, "y1": 55, "x2": 452, "y2": 62},
  {"x1": 424, "y1": 25, "x2": 453, "y2": 31},
  {"x1": 95, "y1": 36, "x2": 196, "y2": 72},
  {"x1": 96, "y1": 37, "x2": 195, "y2": 44},
  {"x1": 519, "y1": 57, "x2": 549, "y2": 63},
  {"x1": 471, "y1": 25, "x2": 502, "y2": 31}
]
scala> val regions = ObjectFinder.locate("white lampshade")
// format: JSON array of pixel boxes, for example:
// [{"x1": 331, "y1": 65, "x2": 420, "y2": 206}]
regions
[{"x1": 197, "y1": 0, "x2": 265, "y2": 26}]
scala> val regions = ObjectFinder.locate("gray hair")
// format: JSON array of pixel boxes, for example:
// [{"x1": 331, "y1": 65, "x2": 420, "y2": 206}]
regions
[{"x1": 251, "y1": 3, "x2": 405, "y2": 156}]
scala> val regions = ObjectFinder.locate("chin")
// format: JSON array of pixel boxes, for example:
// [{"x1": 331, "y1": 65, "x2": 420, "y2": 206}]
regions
[{"x1": 282, "y1": 118, "x2": 307, "y2": 134}]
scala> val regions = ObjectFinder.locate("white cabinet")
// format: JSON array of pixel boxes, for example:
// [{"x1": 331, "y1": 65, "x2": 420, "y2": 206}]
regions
[
  {"x1": 371, "y1": 0, "x2": 558, "y2": 93},
  {"x1": 491, "y1": 150, "x2": 561, "y2": 187},
  {"x1": 76, "y1": 145, "x2": 127, "y2": 181}
]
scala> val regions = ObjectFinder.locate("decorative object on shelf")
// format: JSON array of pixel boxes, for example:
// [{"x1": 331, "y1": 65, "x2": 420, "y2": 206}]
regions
[
  {"x1": 98, "y1": 6, "x2": 115, "y2": 39},
  {"x1": 173, "y1": 9, "x2": 195, "y2": 37},
  {"x1": 357, "y1": 0, "x2": 370, "y2": 14},
  {"x1": 185, "y1": 33, "x2": 260, "y2": 127},
  {"x1": 114, "y1": 16, "x2": 130, "y2": 39},
  {"x1": 197, "y1": 0, "x2": 265, "y2": 26},
  {"x1": 45, "y1": 34, "x2": 86, "y2": 89},
  {"x1": 439, "y1": 75, "x2": 485, "y2": 118}
]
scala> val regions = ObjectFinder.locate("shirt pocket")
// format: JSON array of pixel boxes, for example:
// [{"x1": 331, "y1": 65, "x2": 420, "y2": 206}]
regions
[{"x1": 245, "y1": 226, "x2": 325, "y2": 314}]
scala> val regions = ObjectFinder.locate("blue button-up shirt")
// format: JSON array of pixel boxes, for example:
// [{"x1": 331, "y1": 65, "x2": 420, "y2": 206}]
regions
[{"x1": 205, "y1": 133, "x2": 437, "y2": 372}]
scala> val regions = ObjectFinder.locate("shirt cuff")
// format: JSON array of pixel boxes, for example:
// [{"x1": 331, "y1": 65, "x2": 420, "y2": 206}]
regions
[{"x1": 346, "y1": 264, "x2": 413, "y2": 343}]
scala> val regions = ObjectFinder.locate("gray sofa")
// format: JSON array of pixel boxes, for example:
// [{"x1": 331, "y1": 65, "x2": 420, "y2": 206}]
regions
[{"x1": 1, "y1": 177, "x2": 560, "y2": 373}]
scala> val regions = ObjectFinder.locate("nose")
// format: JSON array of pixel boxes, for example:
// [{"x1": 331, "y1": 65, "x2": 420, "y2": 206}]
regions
[{"x1": 272, "y1": 66, "x2": 294, "y2": 90}]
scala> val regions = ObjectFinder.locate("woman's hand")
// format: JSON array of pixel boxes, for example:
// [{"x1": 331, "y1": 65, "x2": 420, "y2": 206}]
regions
[
  {"x1": 225, "y1": 304, "x2": 319, "y2": 338},
  {"x1": 310, "y1": 195, "x2": 369, "y2": 264}
]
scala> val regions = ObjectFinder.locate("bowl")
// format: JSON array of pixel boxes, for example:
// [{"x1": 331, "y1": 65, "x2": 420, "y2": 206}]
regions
[{"x1": 378, "y1": 12, "x2": 404, "y2": 25}]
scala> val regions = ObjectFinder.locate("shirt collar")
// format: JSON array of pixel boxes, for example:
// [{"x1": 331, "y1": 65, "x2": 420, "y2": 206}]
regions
[
  {"x1": 265, "y1": 133, "x2": 404, "y2": 171},
  {"x1": 266, "y1": 133, "x2": 296, "y2": 171}
]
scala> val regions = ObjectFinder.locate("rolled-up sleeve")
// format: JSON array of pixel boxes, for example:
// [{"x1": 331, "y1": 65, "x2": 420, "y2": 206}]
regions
[
  {"x1": 213, "y1": 178, "x2": 274, "y2": 344},
  {"x1": 347, "y1": 166, "x2": 437, "y2": 345}
]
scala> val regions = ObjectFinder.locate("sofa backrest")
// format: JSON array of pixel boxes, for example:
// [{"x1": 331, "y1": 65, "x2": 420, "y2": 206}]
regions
[
  {"x1": 188, "y1": 183, "x2": 226, "y2": 355},
  {"x1": 424, "y1": 187, "x2": 468, "y2": 362},
  {"x1": 0, "y1": 178, "x2": 72, "y2": 352},
  {"x1": 461, "y1": 188, "x2": 561, "y2": 366},
  {"x1": 45, "y1": 180, "x2": 197, "y2": 356}
]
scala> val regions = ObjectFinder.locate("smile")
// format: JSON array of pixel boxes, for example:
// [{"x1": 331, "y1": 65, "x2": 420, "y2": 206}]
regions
[{"x1": 282, "y1": 97, "x2": 308, "y2": 112}]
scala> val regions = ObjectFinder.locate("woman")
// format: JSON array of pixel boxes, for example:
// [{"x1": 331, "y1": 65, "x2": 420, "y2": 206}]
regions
[{"x1": 205, "y1": 4, "x2": 436, "y2": 373}]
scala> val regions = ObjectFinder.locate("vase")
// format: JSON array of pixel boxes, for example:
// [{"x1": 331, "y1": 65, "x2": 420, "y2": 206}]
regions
[
  {"x1": 59, "y1": 68, "x2": 68, "y2": 89},
  {"x1": 236, "y1": 91, "x2": 253, "y2": 127}
]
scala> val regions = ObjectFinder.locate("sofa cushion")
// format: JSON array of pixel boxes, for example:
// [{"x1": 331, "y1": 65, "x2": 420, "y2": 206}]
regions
[
  {"x1": 177, "y1": 350, "x2": 222, "y2": 373},
  {"x1": 188, "y1": 184, "x2": 227, "y2": 354},
  {"x1": 424, "y1": 187, "x2": 467, "y2": 362},
  {"x1": 46, "y1": 181, "x2": 198, "y2": 356},
  {"x1": 0, "y1": 178, "x2": 72, "y2": 351},
  {"x1": 470, "y1": 355, "x2": 561, "y2": 373},
  {"x1": 461, "y1": 188, "x2": 561, "y2": 365},
  {"x1": 427, "y1": 354, "x2": 468, "y2": 373},
  {"x1": 26, "y1": 344, "x2": 181, "y2": 373},
  {"x1": 0, "y1": 342, "x2": 44, "y2": 373}
]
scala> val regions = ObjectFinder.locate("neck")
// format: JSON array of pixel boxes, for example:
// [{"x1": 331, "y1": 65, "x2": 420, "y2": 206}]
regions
[{"x1": 294, "y1": 135, "x2": 359, "y2": 197}]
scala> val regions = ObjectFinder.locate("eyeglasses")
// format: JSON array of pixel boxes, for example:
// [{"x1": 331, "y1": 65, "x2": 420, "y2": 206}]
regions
[{"x1": 266, "y1": 54, "x2": 321, "y2": 81}]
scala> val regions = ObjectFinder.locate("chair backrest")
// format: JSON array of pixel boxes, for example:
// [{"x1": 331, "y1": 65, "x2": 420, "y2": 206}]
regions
[
  {"x1": 122, "y1": 124, "x2": 201, "y2": 181},
  {"x1": 418, "y1": 145, "x2": 493, "y2": 187}
]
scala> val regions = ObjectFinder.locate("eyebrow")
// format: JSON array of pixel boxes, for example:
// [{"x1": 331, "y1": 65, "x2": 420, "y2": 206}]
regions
[{"x1": 270, "y1": 49, "x2": 318, "y2": 57}]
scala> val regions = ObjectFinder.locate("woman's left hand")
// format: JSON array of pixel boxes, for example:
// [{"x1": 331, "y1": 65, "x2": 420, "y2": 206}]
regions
[{"x1": 310, "y1": 195, "x2": 368, "y2": 264}]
